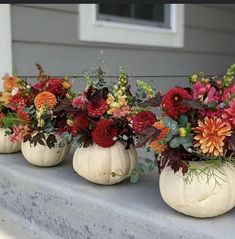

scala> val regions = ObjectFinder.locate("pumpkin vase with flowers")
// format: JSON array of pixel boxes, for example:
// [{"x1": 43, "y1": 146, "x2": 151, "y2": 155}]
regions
[
  {"x1": 136, "y1": 64, "x2": 235, "y2": 218},
  {"x1": 63, "y1": 67, "x2": 161, "y2": 185},
  {"x1": 0, "y1": 74, "x2": 21, "y2": 153},
  {"x1": 4, "y1": 65, "x2": 72, "y2": 166}
]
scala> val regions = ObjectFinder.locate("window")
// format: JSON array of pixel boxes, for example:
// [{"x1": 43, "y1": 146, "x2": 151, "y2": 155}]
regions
[
  {"x1": 0, "y1": 4, "x2": 12, "y2": 88},
  {"x1": 79, "y1": 4, "x2": 184, "y2": 48}
]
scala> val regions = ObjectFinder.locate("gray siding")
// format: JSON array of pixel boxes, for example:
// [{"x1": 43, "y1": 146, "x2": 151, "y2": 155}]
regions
[{"x1": 11, "y1": 4, "x2": 235, "y2": 92}]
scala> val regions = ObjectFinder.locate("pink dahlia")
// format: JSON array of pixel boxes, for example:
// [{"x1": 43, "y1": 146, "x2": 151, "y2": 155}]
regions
[
  {"x1": 112, "y1": 106, "x2": 131, "y2": 118},
  {"x1": 222, "y1": 100, "x2": 235, "y2": 128},
  {"x1": 72, "y1": 95, "x2": 88, "y2": 109},
  {"x1": 221, "y1": 84, "x2": 235, "y2": 101},
  {"x1": 87, "y1": 99, "x2": 108, "y2": 117}
]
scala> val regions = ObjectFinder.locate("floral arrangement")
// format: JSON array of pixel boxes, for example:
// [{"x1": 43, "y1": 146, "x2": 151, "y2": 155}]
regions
[
  {"x1": 3, "y1": 65, "x2": 73, "y2": 148},
  {"x1": 136, "y1": 64, "x2": 235, "y2": 180},
  {"x1": 0, "y1": 74, "x2": 20, "y2": 129},
  {"x1": 62, "y1": 67, "x2": 161, "y2": 150}
]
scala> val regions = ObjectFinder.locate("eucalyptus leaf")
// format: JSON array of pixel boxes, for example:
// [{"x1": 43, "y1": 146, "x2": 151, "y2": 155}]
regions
[
  {"x1": 144, "y1": 158, "x2": 154, "y2": 164},
  {"x1": 148, "y1": 163, "x2": 155, "y2": 172},
  {"x1": 163, "y1": 116, "x2": 178, "y2": 134},
  {"x1": 130, "y1": 172, "x2": 139, "y2": 183},
  {"x1": 170, "y1": 137, "x2": 181, "y2": 148},
  {"x1": 180, "y1": 136, "x2": 193, "y2": 149},
  {"x1": 178, "y1": 115, "x2": 188, "y2": 126},
  {"x1": 165, "y1": 131, "x2": 173, "y2": 142},
  {"x1": 207, "y1": 100, "x2": 217, "y2": 109}
]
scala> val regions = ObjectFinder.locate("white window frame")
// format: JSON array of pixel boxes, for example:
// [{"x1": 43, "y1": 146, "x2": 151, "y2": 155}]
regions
[
  {"x1": 79, "y1": 4, "x2": 184, "y2": 48},
  {"x1": 0, "y1": 4, "x2": 12, "y2": 91}
]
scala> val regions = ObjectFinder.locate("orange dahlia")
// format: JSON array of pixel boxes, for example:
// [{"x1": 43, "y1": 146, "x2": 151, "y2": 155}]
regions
[
  {"x1": 194, "y1": 117, "x2": 232, "y2": 157},
  {"x1": 150, "y1": 120, "x2": 170, "y2": 154},
  {"x1": 3, "y1": 74, "x2": 19, "y2": 92},
  {"x1": 34, "y1": 91, "x2": 57, "y2": 110}
]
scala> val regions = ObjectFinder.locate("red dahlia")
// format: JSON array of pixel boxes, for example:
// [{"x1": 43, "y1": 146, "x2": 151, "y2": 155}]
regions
[
  {"x1": 10, "y1": 93, "x2": 29, "y2": 111},
  {"x1": 162, "y1": 87, "x2": 192, "y2": 119},
  {"x1": 46, "y1": 78, "x2": 64, "y2": 96},
  {"x1": 17, "y1": 109, "x2": 30, "y2": 121},
  {"x1": 71, "y1": 114, "x2": 89, "y2": 136},
  {"x1": 92, "y1": 119, "x2": 119, "y2": 147},
  {"x1": 87, "y1": 99, "x2": 108, "y2": 118},
  {"x1": 132, "y1": 111, "x2": 156, "y2": 133}
]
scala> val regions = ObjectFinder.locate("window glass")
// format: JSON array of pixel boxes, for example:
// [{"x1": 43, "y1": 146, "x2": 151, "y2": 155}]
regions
[{"x1": 97, "y1": 4, "x2": 170, "y2": 28}]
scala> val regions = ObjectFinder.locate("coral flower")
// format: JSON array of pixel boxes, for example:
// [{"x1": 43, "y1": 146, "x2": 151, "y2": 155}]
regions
[
  {"x1": 112, "y1": 106, "x2": 131, "y2": 118},
  {"x1": 3, "y1": 74, "x2": 19, "y2": 92},
  {"x1": 150, "y1": 120, "x2": 170, "y2": 154},
  {"x1": 194, "y1": 117, "x2": 232, "y2": 157},
  {"x1": 9, "y1": 125, "x2": 30, "y2": 142},
  {"x1": 34, "y1": 91, "x2": 57, "y2": 110}
]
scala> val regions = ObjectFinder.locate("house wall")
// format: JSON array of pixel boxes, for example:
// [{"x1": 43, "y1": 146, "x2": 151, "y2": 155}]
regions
[{"x1": 11, "y1": 4, "x2": 235, "y2": 92}]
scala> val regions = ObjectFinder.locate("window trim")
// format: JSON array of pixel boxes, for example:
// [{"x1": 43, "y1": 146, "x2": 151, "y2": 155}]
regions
[
  {"x1": 79, "y1": 4, "x2": 184, "y2": 48},
  {"x1": 0, "y1": 4, "x2": 12, "y2": 90}
]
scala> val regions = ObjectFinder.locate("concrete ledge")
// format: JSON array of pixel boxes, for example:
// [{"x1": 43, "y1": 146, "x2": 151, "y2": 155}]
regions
[
  {"x1": 0, "y1": 149, "x2": 235, "y2": 239},
  {"x1": 0, "y1": 206, "x2": 53, "y2": 239}
]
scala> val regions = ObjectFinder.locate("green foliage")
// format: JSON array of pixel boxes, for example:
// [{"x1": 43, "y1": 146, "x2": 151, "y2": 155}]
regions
[
  {"x1": 224, "y1": 63, "x2": 235, "y2": 87},
  {"x1": 2, "y1": 112, "x2": 24, "y2": 128},
  {"x1": 170, "y1": 137, "x2": 181, "y2": 148},
  {"x1": 178, "y1": 115, "x2": 188, "y2": 126},
  {"x1": 163, "y1": 116, "x2": 178, "y2": 134}
]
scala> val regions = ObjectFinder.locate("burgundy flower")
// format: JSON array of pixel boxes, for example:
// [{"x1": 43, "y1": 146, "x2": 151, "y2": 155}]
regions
[
  {"x1": 132, "y1": 111, "x2": 156, "y2": 133},
  {"x1": 162, "y1": 87, "x2": 192, "y2": 119},
  {"x1": 87, "y1": 99, "x2": 108, "y2": 117},
  {"x1": 92, "y1": 119, "x2": 119, "y2": 147}
]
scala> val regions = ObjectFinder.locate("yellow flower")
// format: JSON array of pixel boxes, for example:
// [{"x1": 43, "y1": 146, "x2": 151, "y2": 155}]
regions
[
  {"x1": 106, "y1": 94, "x2": 115, "y2": 105},
  {"x1": 37, "y1": 118, "x2": 45, "y2": 128},
  {"x1": 118, "y1": 95, "x2": 127, "y2": 106},
  {"x1": 110, "y1": 102, "x2": 120, "y2": 109},
  {"x1": 179, "y1": 127, "x2": 187, "y2": 137},
  {"x1": 67, "y1": 119, "x2": 74, "y2": 126},
  {"x1": 194, "y1": 117, "x2": 232, "y2": 157},
  {"x1": 0, "y1": 92, "x2": 10, "y2": 106}
]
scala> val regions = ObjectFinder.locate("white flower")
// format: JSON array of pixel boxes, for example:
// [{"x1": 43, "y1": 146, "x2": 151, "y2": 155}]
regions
[{"x1": 11, "y1": 87, "x2": 19, "y2": 96}]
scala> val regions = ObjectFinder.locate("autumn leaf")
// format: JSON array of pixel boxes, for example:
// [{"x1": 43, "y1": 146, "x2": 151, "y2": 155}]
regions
[
  {"x1": 135, "y1": 126, "x2": 160, "y2": 148},
  {"x1": 46, "y1": 134, "x2": 57, "y2": 149},
  {"x1": 178, "y1": 99, "x2": 203, "y2": 110},
  {"x1": 138, "y1": 92, "x2": 162, "y2": 108}
]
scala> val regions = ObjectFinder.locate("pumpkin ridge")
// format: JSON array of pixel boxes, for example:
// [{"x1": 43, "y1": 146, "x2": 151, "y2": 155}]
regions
[{"x1": 108, "y1": 144, "x2": 112, "y2": 184}]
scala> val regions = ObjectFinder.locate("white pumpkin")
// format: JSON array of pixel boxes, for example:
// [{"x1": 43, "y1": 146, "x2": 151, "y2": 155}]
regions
[
  {"x1": 159, "y1": 161, "x2": 235, "y2": 218},
  {"x1": 73, "y1": 141, "x2": 138, "y2": 185},
  {"x1": 0, "y1": 128, "x2": 21, "y2": 153},
  {"x1": 21, "y1": 132, "x2": 71, "y2": 167}
]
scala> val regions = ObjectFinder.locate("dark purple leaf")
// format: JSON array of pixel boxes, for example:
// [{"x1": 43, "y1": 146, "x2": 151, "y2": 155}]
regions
[
  {"x1": 178, "y1": 99, "x2": 203, "y2": 110},
  {"x1": 228, "y1": 133, "x2": 235, "y2": 151},
  {"x1": 139, "y1": 92, "x2": 162, "y2": 108},
  {"x1": 135, "y1": 126, "x2": 160, "y2": 148}
]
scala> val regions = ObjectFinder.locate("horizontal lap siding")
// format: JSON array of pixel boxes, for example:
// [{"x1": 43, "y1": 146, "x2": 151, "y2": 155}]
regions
[{"x1": 11, "y1": 4, "x2": 235, "y2": 92}]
